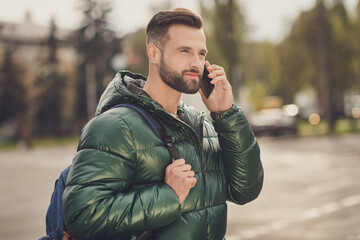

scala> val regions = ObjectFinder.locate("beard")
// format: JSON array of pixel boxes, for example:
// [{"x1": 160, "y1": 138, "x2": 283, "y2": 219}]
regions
[{"x1": 159, "y1": 56, "x2": 202, "y2": 94}]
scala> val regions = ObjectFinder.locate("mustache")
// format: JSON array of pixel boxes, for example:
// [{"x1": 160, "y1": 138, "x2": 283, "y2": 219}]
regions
[{"x1": 182, "y1": 69, "x2": 201, "y2": 75}]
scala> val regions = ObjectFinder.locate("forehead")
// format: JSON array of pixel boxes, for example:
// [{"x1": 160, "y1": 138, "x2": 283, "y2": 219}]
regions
[{"x1": 165, "y1": 24, "x2": 207, "y2": 50}]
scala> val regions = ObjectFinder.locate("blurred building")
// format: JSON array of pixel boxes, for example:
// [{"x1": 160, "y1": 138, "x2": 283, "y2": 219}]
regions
[
  {"x1": 0, "y1": 18, "x2": 77, "y2": 79},
  {"x1": 0, "y1": 18, "x2": 78, "y2": 141}
]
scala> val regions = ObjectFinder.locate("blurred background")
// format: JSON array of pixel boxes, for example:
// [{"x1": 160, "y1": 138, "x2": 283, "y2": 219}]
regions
[
  {"x1": 0, "y1": 0, "x2": 360, "y2": 239},
  {"x1": 0, "y1": 0, "x2": 360, "y2": 143}
]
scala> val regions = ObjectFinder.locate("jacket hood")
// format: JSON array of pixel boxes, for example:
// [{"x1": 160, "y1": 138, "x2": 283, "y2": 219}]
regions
[{"x1": 95, "y1": 70, "x2": 163, "y2": 116}]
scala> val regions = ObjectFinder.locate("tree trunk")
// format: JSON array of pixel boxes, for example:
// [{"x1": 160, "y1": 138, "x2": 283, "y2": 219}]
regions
[
  {"x1": 316, "y1": 0, "x2": 335, "y2": 131},
  {"x1": 86, "y1": 61, "x2": 97, "y2": 120}
]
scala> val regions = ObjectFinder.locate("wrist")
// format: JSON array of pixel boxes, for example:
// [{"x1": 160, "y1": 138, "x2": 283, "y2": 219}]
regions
[
  {"x1": 210, "y1": 104, "x2": 237, "y2": 120},
  {"x1": 209, "y1": 104, "x2": 233, "y2": 114}
]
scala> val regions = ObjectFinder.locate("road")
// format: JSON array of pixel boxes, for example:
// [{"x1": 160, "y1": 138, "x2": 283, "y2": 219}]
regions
[
  {"x1": 0, "y1": 134, "x2": 359, "y2": 240},
  {"x1": 227, "y1": 134, "x2": 360, "y2": 240}
]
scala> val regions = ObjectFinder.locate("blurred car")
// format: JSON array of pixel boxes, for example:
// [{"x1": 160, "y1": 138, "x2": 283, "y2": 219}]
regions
[{"x1": 250, "y1": 104, "x2": 299, "y2": 136}]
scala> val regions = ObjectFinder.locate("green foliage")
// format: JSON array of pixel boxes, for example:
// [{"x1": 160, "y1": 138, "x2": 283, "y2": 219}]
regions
[
  {"x1": 0, "y1": 46, "x2": 27, "y2": 124},
  {"x1": 3, "y1": 0, "x2": 360, "y2": 138},
  {"x1": 214, "y1": 0, "x2": 245, "y2": 97},
  {"x1": 200, "y1": 6, "x2": 227, "y2": 69},
  {"x1": 33, "y1": 19, "x2": 67, "y2": 136},
  {"x1": 242, "y1": 42, "x2": 282, "y2": 107},
  {"x1": 123, "y1": 29, "x2": 148, "y2": 76},
  {"x1": 355, "y1": 1, "x2": 360, "y2": 90},
  {"x1": 34, "y1": 69, "x2": 66, "y2": 136},
  {"x1": 72, "y1": 0, "x2": 121, "y2": 121},
  {"x1": 277, "y1": 7, "x2": 319, "y2": 103},
  {"x1": 276, "y1": 1, "x2": 357, "y2": 120},
  {"x1": 327, "y1": 0, "x2": 354, "y2": 112}
]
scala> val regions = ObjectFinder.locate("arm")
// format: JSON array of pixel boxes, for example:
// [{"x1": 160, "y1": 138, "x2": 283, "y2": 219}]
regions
[
  {"x1": 62, "y1": 113, "x2": 181, "y2": 239},
  {"x1": 211, "y1": 106, "x2": 264, "y2": 204},
  {"x1": 200, "y1": 61, "x2": 263, "y2": 205}
]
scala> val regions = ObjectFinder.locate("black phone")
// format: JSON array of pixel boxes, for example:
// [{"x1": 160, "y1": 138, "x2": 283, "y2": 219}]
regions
[{"x1": 200, "y1": 65, "x2": 214, "y2": 98}]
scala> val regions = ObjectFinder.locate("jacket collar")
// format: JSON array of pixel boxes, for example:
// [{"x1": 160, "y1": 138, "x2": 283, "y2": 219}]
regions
[{"x1": 96, "y1": 70, "x2": 205, "y2": 139}]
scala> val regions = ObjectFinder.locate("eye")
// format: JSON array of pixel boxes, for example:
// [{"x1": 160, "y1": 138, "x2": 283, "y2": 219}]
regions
[
  {"x1": 199, "y1": 52, "x2": 207, "y2": 60},
  {"x1": 180, "y1": 49, "x2": 189, "y2": 53}
]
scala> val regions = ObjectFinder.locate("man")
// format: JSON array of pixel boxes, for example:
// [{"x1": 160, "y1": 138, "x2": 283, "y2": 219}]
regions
[{"x1": 63, "y1": 8, "x2": 263, "y2": 240}]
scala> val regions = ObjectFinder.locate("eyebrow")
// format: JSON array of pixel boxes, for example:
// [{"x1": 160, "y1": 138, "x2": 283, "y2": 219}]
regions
[{"x1": 177, "y1": 46, "x2": 208, "y2": 54}]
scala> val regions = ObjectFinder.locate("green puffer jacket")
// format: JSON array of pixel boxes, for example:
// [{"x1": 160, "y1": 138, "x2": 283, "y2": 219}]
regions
[{"x1": 63, "y1": 71, "x2": 263, "y2": 240}]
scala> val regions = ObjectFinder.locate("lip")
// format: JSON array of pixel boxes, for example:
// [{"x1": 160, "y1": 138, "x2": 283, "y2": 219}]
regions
[{"x1": 184, "y1": 72, "x2": 200, "y2": 79}]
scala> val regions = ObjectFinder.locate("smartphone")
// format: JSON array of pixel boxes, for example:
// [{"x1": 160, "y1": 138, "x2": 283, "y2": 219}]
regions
[{"x1": 200, "y1": 65, "x2": 215, "y2": 98}]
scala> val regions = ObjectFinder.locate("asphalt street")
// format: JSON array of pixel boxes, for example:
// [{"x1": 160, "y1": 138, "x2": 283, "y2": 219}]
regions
[
  {"x1": 0, "y1": 133, "x2": 359, "y2": 240},
  {"x1": 226, "y1": 134, "x2": 360, "y2": 240}
]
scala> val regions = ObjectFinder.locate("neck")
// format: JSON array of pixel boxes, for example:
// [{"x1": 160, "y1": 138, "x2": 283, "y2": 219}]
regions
[{"x1": 144, "y1": 67, "x2": 181, "y2": 115}]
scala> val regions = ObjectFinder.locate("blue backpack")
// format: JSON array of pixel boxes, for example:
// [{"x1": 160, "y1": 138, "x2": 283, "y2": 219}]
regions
[{"x1": 39, "y1": 103, "x2": 180, "y2": 240}]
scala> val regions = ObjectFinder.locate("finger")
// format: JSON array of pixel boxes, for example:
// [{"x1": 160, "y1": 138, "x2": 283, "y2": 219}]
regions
[
  {"x1": 172, "y1": 158, "x2": 186, "y2": 166},
  {"x1": 178, "y1": 164, "x2": 192, "y2": 172},
  {"x1": 205, "y1": 60, "x2": 211, "y2": 68},
  {"x1": 207, "y1": 64, "x2": 223, "y2": 72},
  {"x1": 184, "y1": 170, "x2": 195, "y2": 177},
  {"x1": 209, "y1": 69, "x2": 225, "y2": 78},
  {"x1": 189, "y1": 177, "x2": 197, "y2": 188},
  {"x1": 210, "y1": 75, "x2": 227, "y2": 85}
]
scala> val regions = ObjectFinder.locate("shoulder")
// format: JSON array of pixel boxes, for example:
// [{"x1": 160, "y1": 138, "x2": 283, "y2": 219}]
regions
[
  {"x1": 78, "y1": 106, "x2": 147, "y2": 153},
  {"x1": 83, "y1": 107, "x2": 138, "y2": 135}
]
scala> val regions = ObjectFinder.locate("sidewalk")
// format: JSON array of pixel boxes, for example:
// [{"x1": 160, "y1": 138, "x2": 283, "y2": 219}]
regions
[{"x1": 0, "y1": 145, "x2": 76, "y2": 240}]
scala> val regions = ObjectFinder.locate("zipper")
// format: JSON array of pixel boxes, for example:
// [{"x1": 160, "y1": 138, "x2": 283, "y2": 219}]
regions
[
  {"x1": 167, "y1": 112, "x2": 203, "y2": 158},
  {"x1": 169, "y1": 111, "x2": 209, "y2": 239},
  {"x1": 197, "y1": 114, "x2": 209, "y2": 240}
]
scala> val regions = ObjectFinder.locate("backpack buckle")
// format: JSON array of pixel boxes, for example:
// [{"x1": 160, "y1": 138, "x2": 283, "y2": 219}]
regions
[{"x1": 164, "y1": 136, "x2": 174, "y2": 148}]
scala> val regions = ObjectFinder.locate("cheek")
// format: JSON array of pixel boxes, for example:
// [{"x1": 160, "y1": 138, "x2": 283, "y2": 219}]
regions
[{"x1": 164, "y1": 54, "x2": 187, "y2": 72}]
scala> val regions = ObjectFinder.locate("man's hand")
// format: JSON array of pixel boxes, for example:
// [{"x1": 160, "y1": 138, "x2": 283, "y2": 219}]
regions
[
  {"x1": 165, "y1": 159, "x2": 197, "y2": 204},
  {"x1": 199, "y1": 61, "x2": 233, "y2": 113}
]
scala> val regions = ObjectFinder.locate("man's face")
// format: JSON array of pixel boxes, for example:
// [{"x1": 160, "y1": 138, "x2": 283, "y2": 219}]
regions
[{"x1": 159, "y1": 24, "x2": 207, "y2": 94}]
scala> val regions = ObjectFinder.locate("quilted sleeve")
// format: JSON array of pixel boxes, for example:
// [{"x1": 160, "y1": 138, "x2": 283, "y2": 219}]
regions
[
  {"x1": 62, "y1": 112, "x2": 181, "y2": 239},
  {"x1": 211, "y1": 105, "x2": 264, "y2": 205}
]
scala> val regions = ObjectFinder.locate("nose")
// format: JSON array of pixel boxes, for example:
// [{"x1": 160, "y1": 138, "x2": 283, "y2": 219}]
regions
[{"x1": 190, "y1": 55, "x2": 203, "y2": 71}]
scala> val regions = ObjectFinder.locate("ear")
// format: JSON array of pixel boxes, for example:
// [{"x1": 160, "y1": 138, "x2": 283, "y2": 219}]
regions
[{"x1": 147, "y1": 43, "x2": 161, "y2": 64}]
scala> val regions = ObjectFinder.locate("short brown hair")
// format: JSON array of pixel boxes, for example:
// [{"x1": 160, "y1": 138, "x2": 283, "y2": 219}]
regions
[{"x1": 146, "y1": 8, "x2": 203, "y2": 47}]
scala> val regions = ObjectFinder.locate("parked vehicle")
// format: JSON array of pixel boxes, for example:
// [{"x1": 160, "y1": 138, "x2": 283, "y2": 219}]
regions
[{"x1": 250, "y1": 105, "x2": 299, "y2": 136}]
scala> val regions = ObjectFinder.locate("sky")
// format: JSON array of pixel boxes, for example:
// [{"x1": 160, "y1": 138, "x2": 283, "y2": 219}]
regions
[{"x1": 0, "y1": 0, "x2": 358, "y2": 42}]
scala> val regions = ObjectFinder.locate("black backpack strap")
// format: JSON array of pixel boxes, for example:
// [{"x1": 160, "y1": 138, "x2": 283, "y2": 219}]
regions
[{"x1": 110, "y1": 103, "x2": 180, "y2": 160}]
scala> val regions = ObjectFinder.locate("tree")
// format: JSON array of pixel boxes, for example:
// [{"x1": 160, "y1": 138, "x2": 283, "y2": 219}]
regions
[
  {"x1": 33, "y1": 19, "x2": 67, "y2": 136},
  {"x1": 276, "y1": 0, "x2": 357, "y2": 131},
  {"x1": 211, "y1": 0, "x2": 246, "y2": 100},
  {"x1": 72, "y1": 0, "x2": 121, "y2": 122},
  {"x1": 354, "y1": 0, "x2": 360, "y2": 91},
  {"x1": 242, "y1": 42, "x2": 282, "y2": 109},
  {"x1": 273, "y1": 8, "x2": 317, "y2": 113},
  {"x1": 122, "y1": 28, "x2": 148, "y2": 76},
  {"x1": 316, "y1": 0, "x2": 334, "y2": 130},
  {"x1": 0, "y1": 45, "x2": 27, "y2": 125},
  {"x1": 327, "y1": 0, "x2": 355, "y2": 119}
]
